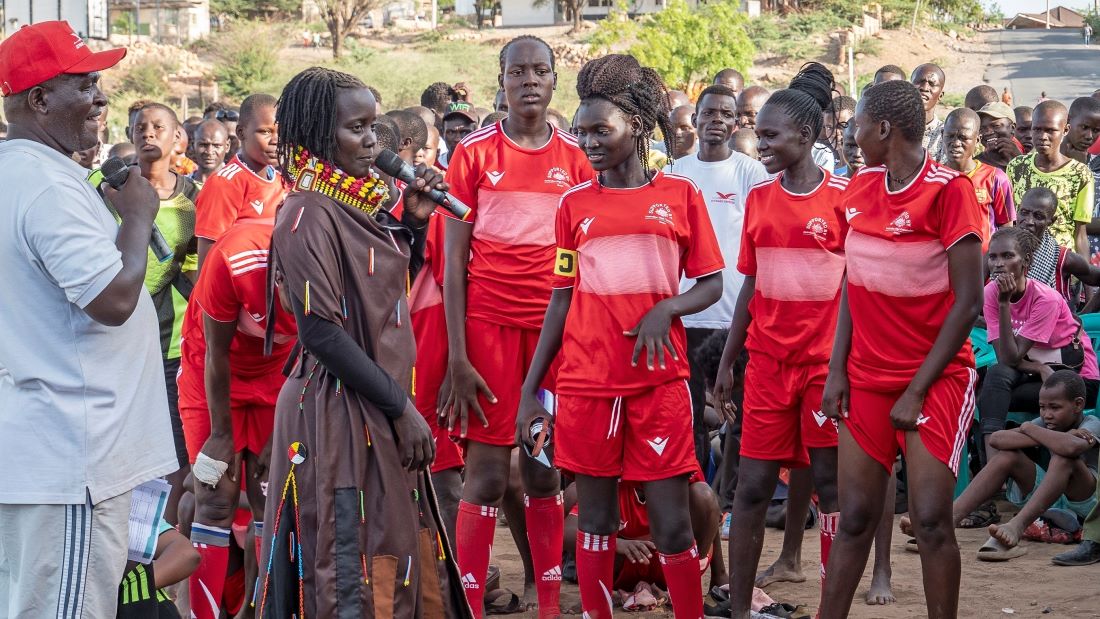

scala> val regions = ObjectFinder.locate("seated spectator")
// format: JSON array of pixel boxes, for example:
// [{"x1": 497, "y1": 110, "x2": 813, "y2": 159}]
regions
[
  {"x1": 115, "y1": 519, "x2": 200, "y2": 617},
  {"x1": 903, "y1": 371, "x2": 1099, "y2": 561},
  {"x1": 1016, "y1": 187, "x2": 1100, "y2": 309},
  {"x1": 978, "y1": 227, "x2": 1100, "y2": 468}
]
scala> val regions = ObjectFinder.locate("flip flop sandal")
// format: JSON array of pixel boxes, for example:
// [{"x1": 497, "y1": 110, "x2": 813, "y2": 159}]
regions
[
  {"x1": 753, "y1": 602, "x2": 810, "y2": 619},
  {"x1": 484, "y1": 589, "x2": 522, "y2": 615},
  {"x1": 958, "y1": 502, "x2": 999, "y2": 528},
  {"x1": 977, "y1": 536, "x2": 1028, "y2": 562},
  {"x1": 905, "y1": 537, "x2": 919, "y2": 553},
  {"x1": 485, "y1": 565, "x2": 501, "y2": 592}
]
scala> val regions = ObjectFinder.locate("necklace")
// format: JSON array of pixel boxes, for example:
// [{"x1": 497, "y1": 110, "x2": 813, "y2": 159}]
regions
[
  {"x1": 886, "y1": 158, "x2": 924, "y2": 188},
  {"x1": 286, "y1": 146, "x2": 389, "y2": 215}
]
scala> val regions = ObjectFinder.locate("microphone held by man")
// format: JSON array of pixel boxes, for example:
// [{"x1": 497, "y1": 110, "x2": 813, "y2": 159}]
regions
[{"x1": 100, "y1": 156, "x2": 173, "y2": 262}]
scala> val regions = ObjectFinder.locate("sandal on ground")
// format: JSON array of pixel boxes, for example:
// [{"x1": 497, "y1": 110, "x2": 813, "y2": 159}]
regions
[
  {"x1": 904, "y1": 537, "x2": 919, "y2": 553},
  {"x1": 484, "y1": 589, "x2": 522, "y2": 615},
  {"x1": 704, "y1": 585, "x2": 731, "y2": 615},
  {"x1": 977, "y1": 536, "x2": 1028, "y2": 561},
  {"x1": 958, "y1": 502, "x2": 999, "y2": 528},
  {"x1": 752, "y1": 602, "x2": 811, "y2": 619}
]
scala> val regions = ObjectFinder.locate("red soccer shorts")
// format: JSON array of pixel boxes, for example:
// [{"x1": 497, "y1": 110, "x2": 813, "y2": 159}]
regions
[
  {"x1": 454, "y1": 317, "x2": 554, "y2": 446},
  {"x1": 180, "y1": 402, "x2": 276, "y2": 465},
  {"x1": 740, "y1": 354, "x2": 837, "y2": 468},
  {"x1": 556, "y1": 380, "x2": 696, "y2": 481},
  {"x1": 845, "y1": 367, "x2": 977, "y2": 475}
]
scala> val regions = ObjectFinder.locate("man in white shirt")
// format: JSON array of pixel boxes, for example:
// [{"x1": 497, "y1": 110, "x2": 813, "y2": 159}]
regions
[
  {"x1": 0, "y1": 21, "x2": 176, "y2": 617},
  {"x1": 666, "y1": 84, "x2": 768, "y2": 481}
]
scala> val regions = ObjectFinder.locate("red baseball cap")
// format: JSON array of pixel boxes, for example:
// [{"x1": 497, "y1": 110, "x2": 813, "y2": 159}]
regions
[{"x1": 0, "y1": 21, "x2": 126, "y2": 96}]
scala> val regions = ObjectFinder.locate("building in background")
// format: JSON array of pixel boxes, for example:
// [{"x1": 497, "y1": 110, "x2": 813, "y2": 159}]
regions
[
  {"x1": 107, "y1": 0, "x2": 209, "y2": 42},
  {"x1": 1005, "y1": 6, "x2": 1086, "y2": 29},
  {"x1": 1, "y1": 0, "x2": 111, "y2": 38}
]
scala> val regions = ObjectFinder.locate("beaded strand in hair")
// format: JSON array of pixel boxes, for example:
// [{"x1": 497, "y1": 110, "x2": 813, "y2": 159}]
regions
[
  {"x1": 576, "y1": 54, "x2": 672, "y2": 171},
  {"x1": 276, "y1": 67, "x2": 366, "y2": 183}
]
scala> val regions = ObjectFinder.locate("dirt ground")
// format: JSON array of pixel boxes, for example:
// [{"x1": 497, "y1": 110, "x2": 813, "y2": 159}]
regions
[{"x1": 489, "y1": 508, "x2": 1100, "y2": 618}]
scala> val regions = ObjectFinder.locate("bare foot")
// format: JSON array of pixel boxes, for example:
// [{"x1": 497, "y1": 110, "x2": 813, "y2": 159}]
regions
[
  {"x1": 990, "y1": 522, "x2": 1022, "y2": 548},
  {"x1": 522, "y1": 581, "x2": 538, "y2": 612},
  {"x1": 863, "y1": 571, "x2": 895, "y2": 605},
  {"x1": 755, "y1": 558, "x2": 805, "y2": 587},
  {"x1": 898, "y1": 515, "x2": 912, "y2": 536}
]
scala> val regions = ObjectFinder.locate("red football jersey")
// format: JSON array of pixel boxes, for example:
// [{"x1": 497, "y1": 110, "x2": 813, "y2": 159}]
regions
[
  {"x1": 551, "y1": 171, "x2": 725, "y2": 396},
  {"x1": 738, "y1": 169, "x2": 849, "y2": 365},
  {"x1": 843, "y1": 158, "x2": 983, "y2": 390},
  {"x1": 444, "y1": 122, "x2": 593, "y2": 329},
  {"x1": 409, "y1": 212, "x2": 449, "y2": 411},
  {"x1": 195, "y1": 155, "x2": 288, "y2": 242},
  {"x1": 179, "y1": 220, "x2": 297, "y2": 402}
]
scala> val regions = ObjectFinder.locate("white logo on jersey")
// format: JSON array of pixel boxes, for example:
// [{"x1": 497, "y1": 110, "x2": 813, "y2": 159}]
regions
[
  {"x1": 886, "y1": 211, "x2": 914, "y2": 235},
  {"x1": 845, "y1": 207, "x2": 862, "y2": 222},
  {"x1": 541, "y1": 565, "x2": 563, "y2": 581},
  {"x1": 645, "y1": 203, "x2": 674, "y2": 226},
  {"x1": 250, "y1": 199, "x2": 265, "y2": 214},
  {"x1": 618, "y1": 519, "x2": 628, "y2": 531},
  {"x1": 545, "y1": 167, "x2": 572, "y2": 188},
  {"x1": 487, "y1": 171, "x2": 505, "y2": 186},
  {"x1": 647, "y1": 437, "x2": 669, "y2": 456},
  {"x1": 916, "y1": 414, "x2": 931, "y2": 426},
  {"x1": 580, "y1": 217, "x2": 596, "y2": 234},
  {"x1": 804, "y1": 217, "x2": 828, "y2": 242},
  {"x1": 812, "y1": 410, "x2": 829, "y2": 427},
  {"x1": 461, "y1": 573, "x2": 479, "y2": 589}
]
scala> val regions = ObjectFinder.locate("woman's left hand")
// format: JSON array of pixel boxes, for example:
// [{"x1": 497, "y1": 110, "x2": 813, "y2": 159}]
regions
[
  {"x1": 994, "y1": 272, "x2": 1016, "y2": 303},
  {"x1": 401, "y1": 164, "x2": 448, "y2": 225}
]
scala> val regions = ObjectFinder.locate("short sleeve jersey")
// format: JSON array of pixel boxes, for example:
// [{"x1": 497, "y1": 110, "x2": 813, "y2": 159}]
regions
[
  {"x1": 966, "y1": 161, "x2": 1015, "y2": 239},
  {"x1": 409, "y1": 212, "x2": 450, "y2": 407},
  {"x1": 1006, "y1": 153, "x2": 1094, "y2": 249},
  {"x1": 843, "y1": 158, "x2": 984, "y2": 391},
  {"x1": 180, "y1": 220, "x2": 297, "y2": 384},
  {"x1": 738, "y1": 169, "x2": 849, "y2": 365},
  {"x1": 551, "y1": 171, "x2": 725, "y2": 395},
  {"x1": 443, "y1": 122, "x2": 593, "y2": 329},
  {"x1": 194, "y1": 154, "x2": 287, "y2": 242}
]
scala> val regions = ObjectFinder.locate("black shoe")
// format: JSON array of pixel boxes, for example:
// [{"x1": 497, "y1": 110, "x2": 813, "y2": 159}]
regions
[{"x1": 1052, "y1": 540, "x2": 1100, "y2": 566}]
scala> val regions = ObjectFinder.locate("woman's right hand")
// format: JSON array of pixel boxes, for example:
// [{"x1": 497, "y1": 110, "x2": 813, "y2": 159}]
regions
[
  {"x1": 393, "y1": 400, "x2": 436, "y2": 471},
  {"x1": 515, "y1": 391, "x2": 551, "y2": 451},
  {"x1": 443, "y1": 357, "x2": 496, "y2": 438},
  {"x1": 821, "y1": 369, "x2": 850, "y2": 420},
  {"x1": 712, "y1": 363, "x2": 739, "y2": 425}
]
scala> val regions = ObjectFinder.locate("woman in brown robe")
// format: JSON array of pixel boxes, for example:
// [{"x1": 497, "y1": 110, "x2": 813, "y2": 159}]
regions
[{"x1": 258, "y1": 67, "x2": 472, "y2": 618}]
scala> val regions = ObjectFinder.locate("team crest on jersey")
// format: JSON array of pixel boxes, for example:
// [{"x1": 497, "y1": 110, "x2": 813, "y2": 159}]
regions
[
  {"x1": 545, "y1": 167, "x2": 572, "y2": 188},
  {"x1": 975, "y1": 187, "x2": 989, "y2": 204},
  {"x1": 803, "y1": 217, "x2": 828, "y2": 241},
  {"x1": 645, "y1": 203, "x2": 674, "y2": 226},
  {"x1": 886, "y1": 211, "x2": 914, "y2": 235}
]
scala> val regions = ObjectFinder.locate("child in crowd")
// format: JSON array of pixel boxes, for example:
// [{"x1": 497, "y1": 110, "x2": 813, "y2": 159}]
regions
[
  {"x1": 730, "y1": 128, "x2": 759, "y2": 160},
  {"x1": 942, "y1": 107, "x2": 1014, "y2": 240},
  {"x1": 841, "y1": 122, "x2": 863, "y2": 178},
  {"x1": 115, "y1": 520, "x2": 200, "y2": 618},
  {"x1": 903, "y1": 370, "x2": 1099, "y2": 561},
  {"x1": 517, "y1": 53, "x2": 724, "y2": 619},
  {"x1": 1006, "y1": 99, "x2": 1094, "y2": 257}
]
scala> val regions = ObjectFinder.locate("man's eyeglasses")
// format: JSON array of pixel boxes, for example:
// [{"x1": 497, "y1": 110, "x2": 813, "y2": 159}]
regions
[{"x1": 216, "y1": 110, "x2": 239, "y2": 122}]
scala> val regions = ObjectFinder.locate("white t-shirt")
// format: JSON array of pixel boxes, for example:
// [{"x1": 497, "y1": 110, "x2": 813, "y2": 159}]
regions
[
  {"x1": 812, "y1": 142, "x2": 836, "y2": 172},
  {"x1": 0, "y1": 140, "x2": 176, "y2": 505},
  {"x1": 666, "y1": 151, "x2": 769, "y2": 329}
]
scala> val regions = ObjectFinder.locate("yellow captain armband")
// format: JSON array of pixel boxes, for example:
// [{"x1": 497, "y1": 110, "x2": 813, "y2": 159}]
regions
[{"x1": 554, "y1": 248, "x2": 577, "y2": 277}]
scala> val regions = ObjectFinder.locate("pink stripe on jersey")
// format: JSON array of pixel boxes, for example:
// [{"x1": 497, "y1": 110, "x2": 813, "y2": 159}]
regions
[
  {"x1": 577, "y1": 234, "x2": 680, "y2": 296},
  {"x1": 473, "y1": 190, "x2": 560, "y2": 246},
  {"x1": 755, "y1": 247, "x2": 846, "y2": 301},
  {"x1": 408, "y1": 268, "x2": 442, "y2": 313},
  {"x1": 846, "y1": 231, "x2": 949, "y2": 297}
]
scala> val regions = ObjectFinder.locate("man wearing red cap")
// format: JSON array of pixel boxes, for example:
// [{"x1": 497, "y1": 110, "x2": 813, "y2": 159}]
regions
[{"x1": 0, "y1": 21, "x2": 177, "y2": 617}]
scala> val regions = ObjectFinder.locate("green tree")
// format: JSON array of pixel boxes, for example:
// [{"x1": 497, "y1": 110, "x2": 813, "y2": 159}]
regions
[{"x1": 628, "y1": 0, "x2": 755, "y2": 90}]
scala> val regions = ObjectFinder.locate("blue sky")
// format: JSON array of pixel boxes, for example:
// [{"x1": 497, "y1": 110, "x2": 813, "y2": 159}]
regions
[{"x1": 995, "y1": 0, "x2": 1092, "y2": 17}]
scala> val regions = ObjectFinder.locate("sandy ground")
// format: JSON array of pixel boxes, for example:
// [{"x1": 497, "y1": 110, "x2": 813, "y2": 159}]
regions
[{"x1": 489, "y1": 508, "x2": 1100, "y2": 618}]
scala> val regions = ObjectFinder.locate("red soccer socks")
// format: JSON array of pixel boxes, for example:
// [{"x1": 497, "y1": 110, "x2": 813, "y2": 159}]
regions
[
  {"x1": 659, "y1": 544, "x2": 704, "y2": 619},
  {"x1": 189, "y1": 523, "x2": 231, "y2": 619},
  {"x1": 576, "y1": 531, "x2": 615, "y2": 619},
  {"x1": 456, "y1": 501, "x2": 498, "y2": 617},
  {"x1": 525, "y1": 494, "x2": 565, "y2": 618}
]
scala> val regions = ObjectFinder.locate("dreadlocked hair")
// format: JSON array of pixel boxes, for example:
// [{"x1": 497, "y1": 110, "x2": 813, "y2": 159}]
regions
[
  {"x1": 499, "y1": 35, "x2": 555, "y2": 73},
  {"x1": 763, "y1": 62, "x2": 835, "y2": 143},
  {"x1": 991, "y1": 226, "x2": 1040, "y2": 266},
  {"x1": 276, "y1": 67, "x2": 366, "y2": 183},
  {"x1": 862, "y1": 79, "x2": 926, "y2": 144},
  {"x1": 576, "y1": 53, "x2": 672, "y2": 171}
]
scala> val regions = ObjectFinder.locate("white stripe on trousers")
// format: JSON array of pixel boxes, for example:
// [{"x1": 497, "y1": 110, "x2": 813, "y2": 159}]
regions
[{"x1": 56, "y1": 501, "x2": 91, "y2": 619}]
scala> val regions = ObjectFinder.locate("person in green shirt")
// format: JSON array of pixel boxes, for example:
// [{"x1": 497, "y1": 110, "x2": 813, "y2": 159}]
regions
[{"x1": 1007, "y1": 100, "x2": 1094, "y2": 258}]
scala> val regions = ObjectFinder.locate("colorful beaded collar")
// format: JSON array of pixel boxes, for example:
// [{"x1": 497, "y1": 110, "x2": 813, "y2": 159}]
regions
[{"x1": 286, "y1": 146, "x2": 389, "y2": 215}]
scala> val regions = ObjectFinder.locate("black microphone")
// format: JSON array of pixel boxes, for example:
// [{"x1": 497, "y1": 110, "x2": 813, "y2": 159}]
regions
[
  {"x1": 374, "y1": 149, "x2": 471, "y2": 221},
  {"x1": 100, "y1": 157, "x2": 173, "y2": 263}
]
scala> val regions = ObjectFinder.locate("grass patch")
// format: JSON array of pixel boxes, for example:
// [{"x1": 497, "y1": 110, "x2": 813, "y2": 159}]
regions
[{"x1": 746, "y1": 12, "x2": 848, "y2": 61}]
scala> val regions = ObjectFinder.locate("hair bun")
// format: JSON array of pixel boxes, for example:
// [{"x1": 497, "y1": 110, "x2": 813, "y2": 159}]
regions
[{"x1": 788, "y1": 62, "x2": 835, "y2": 112}]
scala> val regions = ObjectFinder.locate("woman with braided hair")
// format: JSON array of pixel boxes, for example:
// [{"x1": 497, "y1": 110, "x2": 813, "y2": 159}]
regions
[
  {"x1": 819, "y1": 78, "x2": 985, "y2": 618},
  {"x1": 516, "y1": 53, "x2": 724, "y2": 619},
  {"x1": 710, "y1": 61, "x2": 849, "y2": 619},
  {"x1": 257, "y1": 66, "x2": 471, "y2": 618}
]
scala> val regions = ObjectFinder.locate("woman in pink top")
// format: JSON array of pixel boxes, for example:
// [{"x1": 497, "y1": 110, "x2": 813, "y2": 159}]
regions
[{"x1": 980, "y1": 227, "x2": 1100, "y2": 454}]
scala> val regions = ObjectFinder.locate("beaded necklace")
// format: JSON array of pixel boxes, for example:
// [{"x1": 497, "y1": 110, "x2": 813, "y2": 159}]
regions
[{"x1": 286, "y1": 145, "x2": 390, "y2": 215}]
